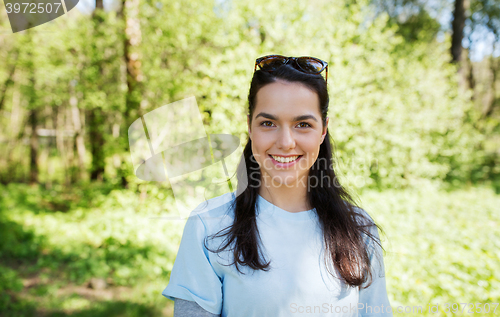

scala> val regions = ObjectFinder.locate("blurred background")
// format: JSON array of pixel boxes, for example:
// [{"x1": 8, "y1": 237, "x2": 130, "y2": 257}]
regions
[{"x1": 0, "y1": 0, "x2": 499, "y2": 316}]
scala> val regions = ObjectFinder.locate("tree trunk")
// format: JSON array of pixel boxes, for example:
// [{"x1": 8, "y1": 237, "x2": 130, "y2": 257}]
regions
[
  {"x1": 55, "y1": 104, "x2": 70, "y2": 184},
  {"x1": 3, "y1": 81, "x2": 21, "y2": 183},
  {"x1": 26, "y1": 30, "x2": 38, "y2": 185},
  {"x1": 123, "y1": 0, "x2": 144, "y2": 122},
  {"x1": 483, "y1": 56, "x2": 498, "y2": 118},
  {"x1": 467, "y1": 56, "x2": 475, "y2": 93},
  {"x1": 89, "y1": 109, "x2": 105, "y2": 181},
  {"x1": 451, "y1": 0, "x2": 466, "y2": 64},
  {"x1": 0, "y1": 48, "x2": 19, "y2": 112},
  {"x1": 120, "y1": 0, "x2": 144, "y2": 187},
  {"x1": 70, "y1": 93, "x2": 86, "y2": 181},
  {"x1": 89, "y1": 0, "x2": 106, "y2": 181},
  {"x1": 29, "y1": 108, "x2": 38, "y2": 184}
]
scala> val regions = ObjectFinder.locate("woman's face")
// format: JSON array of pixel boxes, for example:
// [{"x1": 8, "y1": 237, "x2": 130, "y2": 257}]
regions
[{"x1": 248, "y1": 80, "x2": 328, "y2": 188}]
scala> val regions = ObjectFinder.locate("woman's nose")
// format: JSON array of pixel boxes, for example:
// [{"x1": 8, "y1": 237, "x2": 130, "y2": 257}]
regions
[{"x1": 276, "y1": 127, "x2": 296, "y2": 150}]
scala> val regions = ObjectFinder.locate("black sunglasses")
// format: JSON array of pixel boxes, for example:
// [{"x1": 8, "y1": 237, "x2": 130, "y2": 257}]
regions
[{"x1": 254, "y1": 55, "x2": 328, "y2": 84}]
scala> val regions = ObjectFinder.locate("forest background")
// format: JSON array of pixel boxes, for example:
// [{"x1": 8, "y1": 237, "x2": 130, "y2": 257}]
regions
[{"x1": 0, "y1": 0, "x2": 499, "y2": 316}]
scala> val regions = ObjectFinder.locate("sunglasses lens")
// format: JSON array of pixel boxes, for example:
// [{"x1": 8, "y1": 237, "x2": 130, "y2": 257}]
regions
[
  {"x1": 255, "y1": 55, "x2": 327, "y2": 81},
  {"x1": 296, "y1": 58, "x2": 325, "y2": 73},
  {"x1": 258, "y1": 56, "x2": 287, "y2": 70}
]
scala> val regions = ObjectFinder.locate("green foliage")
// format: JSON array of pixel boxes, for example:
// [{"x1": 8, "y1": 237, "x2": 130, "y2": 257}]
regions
[
  {"x1": 0, "y1": 0, "x2": 493, "y2": 189},
  {"x1": 469, "y1": 0, "x2": 500, "y2": 42},
  {"x1": 1, "y1": 0, "x2": 498, "y2": 315},
  {"x1": 394, "y1": 9, "x2": 442, "y2": 43},
  {"x1": 361, "y1": 185, "x2": 500, "y2": 316},
  {"x1": 1, "y1": 183, "x2": 499, "y2": 316},
  {"x1": 0, "y1": 183, "x2": 182, "y2": 315},
  {"x1": 137, "y1": 0, "x2": 487, "y2": 189}
]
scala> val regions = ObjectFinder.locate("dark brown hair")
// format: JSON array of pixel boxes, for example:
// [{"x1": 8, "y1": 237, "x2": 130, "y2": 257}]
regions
[{"x1": 205, "y1": 64, "x2": 384, "y2": 288}]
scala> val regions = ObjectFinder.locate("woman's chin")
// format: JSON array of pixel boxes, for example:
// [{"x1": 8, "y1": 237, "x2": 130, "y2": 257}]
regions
[{"x1": 263, "y1": 173, "x2": 305, "y2": 188}]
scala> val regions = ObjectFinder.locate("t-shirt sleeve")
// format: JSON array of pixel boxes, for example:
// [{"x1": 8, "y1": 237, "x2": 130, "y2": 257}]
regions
[
  {"x1": 162, "y1": 213, "x2": 223, "y2": 315},
  {"x1": 174, "y1": 298, "x2": 220, "y2": 317},
  {"x1": 358, "y1": 215, "x2": 393, "y2": 317}
]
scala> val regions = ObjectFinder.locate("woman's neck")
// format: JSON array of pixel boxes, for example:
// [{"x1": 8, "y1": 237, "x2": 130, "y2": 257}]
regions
[{"x1": 258, "y1": 175, "x2": 312, "y2": 213}]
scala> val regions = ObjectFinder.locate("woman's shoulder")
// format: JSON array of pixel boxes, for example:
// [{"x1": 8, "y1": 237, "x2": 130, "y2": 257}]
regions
[
  {"x1": 185, "y1": 191, "x2": 236, "y2": 233},
  {"x1": 349, "y1": 205, "x2": 382, "y2": 245},
  {"x1": 349, "y1": 205, "x2": 376, "y2": 227}
]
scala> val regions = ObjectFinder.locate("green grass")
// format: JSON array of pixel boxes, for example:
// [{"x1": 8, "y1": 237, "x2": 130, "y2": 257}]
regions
[
  {"x1": 0, "y1": 182, "x2": 182, "y2": 317},
  {"x1": 1, "y1": 183, "x2": 499, "y2": 316},
  {"x1": 360, "y1": 186, "x2": 500, "y2": 316}
]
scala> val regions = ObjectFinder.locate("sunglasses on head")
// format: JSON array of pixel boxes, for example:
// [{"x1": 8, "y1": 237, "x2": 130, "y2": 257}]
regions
[{"x1": 254, "y1": 55, "x2": 328, "y2": 84}]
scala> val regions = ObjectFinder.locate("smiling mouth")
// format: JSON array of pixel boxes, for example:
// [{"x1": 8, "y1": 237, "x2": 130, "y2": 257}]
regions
[{"x1": 269, "y1": 154, "x2": 302, "y2": 163}]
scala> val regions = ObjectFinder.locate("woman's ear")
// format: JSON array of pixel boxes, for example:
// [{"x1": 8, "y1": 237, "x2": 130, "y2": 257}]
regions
[
  {"x1": 320, "y1": 117, "x2": 329, "y2": 144},
  {"x1": 247, "y1": 115, "x2": 252, "y2": 139}
]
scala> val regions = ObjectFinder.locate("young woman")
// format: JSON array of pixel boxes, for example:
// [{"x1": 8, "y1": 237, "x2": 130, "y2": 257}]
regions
[{"x1": 162, "y1": 55, "x2": 392, "y2": 317}]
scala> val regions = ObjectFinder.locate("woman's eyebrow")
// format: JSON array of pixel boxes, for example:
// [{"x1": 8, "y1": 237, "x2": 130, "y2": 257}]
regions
[{"x1": 255, "y1": 112, "x2": 318, "y2": 122}]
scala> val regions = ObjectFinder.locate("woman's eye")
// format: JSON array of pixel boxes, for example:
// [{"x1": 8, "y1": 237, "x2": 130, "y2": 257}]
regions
[
  {"x1": 297, "y1": 122, "x2": 311, "y2": 128},
  {"x1": 260, "y1": 121, "x2": 274, "y2": 127}
]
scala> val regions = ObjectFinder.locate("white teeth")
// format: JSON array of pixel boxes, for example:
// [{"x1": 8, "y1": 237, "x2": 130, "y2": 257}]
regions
[{"x1": 270, "y1": 155, "x2": 299, "y2": 163}]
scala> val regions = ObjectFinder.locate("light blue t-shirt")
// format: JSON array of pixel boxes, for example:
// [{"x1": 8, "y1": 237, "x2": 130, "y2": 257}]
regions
[{"x1": 162, "y1": 192, "x2": 392, "y2": 317}]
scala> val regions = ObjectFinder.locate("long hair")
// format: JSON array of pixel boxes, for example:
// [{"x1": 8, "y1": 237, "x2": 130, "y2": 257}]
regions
[{"x1": 205, "y1": 64, "x2": 384, "y2": 288}]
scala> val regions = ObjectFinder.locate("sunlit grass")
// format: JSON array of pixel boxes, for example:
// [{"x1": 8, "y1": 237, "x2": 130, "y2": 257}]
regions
[
  {"x1": 361, "y1": 186, "x2": 500, "y2": 316},
  {"x1": 1, "y1": 183, "x2": 499, "y2": 316}
]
